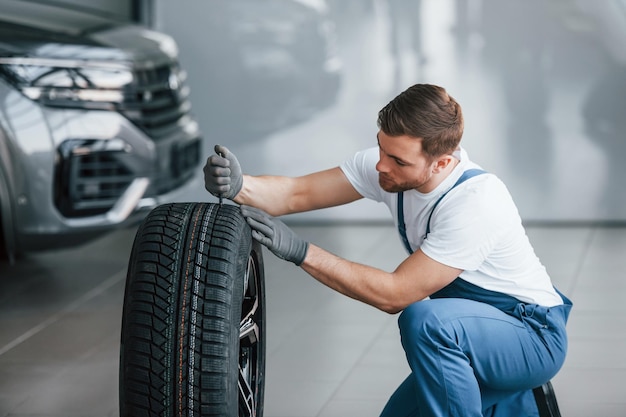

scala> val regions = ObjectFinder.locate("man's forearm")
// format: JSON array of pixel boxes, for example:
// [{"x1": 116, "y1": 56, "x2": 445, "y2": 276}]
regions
[
  {"x1": 234, "y1": 175, "x2": 297, "y2": 216},
  {"x1": 233, "y1": 168, "x2": 363, "y2": 216},
  {"x1": 299, "y1": 244, "x2": 404, "y2": 314}
]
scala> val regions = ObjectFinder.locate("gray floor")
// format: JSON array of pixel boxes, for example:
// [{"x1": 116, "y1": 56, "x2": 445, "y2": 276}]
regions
[{"x1": 1, "y1": 221, "x2": 625, "y2": 417}]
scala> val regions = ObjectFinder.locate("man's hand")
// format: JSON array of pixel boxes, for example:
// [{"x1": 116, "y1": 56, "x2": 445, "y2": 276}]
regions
[
  {"x1": 203, "y1": 144, "x2": 243, "y2": 200},
  {"x1": 241, "y1": 205, "x2": 309, "y2": 266}
]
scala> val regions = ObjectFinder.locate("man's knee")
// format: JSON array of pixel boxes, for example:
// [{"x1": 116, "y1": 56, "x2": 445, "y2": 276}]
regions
[{"x1": 398, "y1": 300, "x2": 451, "y2": 349}]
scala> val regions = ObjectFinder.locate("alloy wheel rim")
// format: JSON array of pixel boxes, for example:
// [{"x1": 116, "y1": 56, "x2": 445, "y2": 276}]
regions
[{"x1": 239, "y1": 254, "x2": 262, "y2": 416}]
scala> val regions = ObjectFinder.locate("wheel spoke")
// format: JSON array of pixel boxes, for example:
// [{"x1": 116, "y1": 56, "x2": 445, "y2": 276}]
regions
[
  {"x1": 240, "y1": 318, "x2": 259, "y2": 346},
  {"x1": 241, "y1": 258, "x2": 259, "y2": 323},
  {"x1": 239, "y1": 363, "x2": 256, "y2": 417}
]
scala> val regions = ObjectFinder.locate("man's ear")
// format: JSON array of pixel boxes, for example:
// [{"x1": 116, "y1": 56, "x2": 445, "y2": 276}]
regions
[{"x1": 432, "y1": 155, "x2": 455, "y2": 173}]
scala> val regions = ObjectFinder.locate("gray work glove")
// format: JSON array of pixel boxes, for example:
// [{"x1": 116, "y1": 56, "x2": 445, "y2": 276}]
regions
[
  {"x1": 203, "y1": 144, "x2": 243, "y2": 200},
  {"x1": 240, "y1": 205, "x2": 309, "y2": 266}
]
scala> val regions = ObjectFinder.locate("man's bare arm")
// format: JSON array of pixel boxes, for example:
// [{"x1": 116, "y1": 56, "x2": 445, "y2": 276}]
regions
[
  {"x1": 234, "y1": 167, "x2": 363, "y2": 216},
  {"x1": 300, "y1": 245, "x2": 462, "y2": 314}
]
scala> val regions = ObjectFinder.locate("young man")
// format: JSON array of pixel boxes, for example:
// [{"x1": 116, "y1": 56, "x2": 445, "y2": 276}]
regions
[{"x1": 203, "y1": 84, "x2": 572, "y2": 416}]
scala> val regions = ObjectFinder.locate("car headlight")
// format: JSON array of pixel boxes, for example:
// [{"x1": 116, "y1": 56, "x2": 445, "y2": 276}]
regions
[{"x1": 0, "y1": 57, "x2": 132, "y2": 110}]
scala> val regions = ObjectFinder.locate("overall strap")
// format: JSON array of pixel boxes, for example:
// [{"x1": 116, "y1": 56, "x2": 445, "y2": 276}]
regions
[{"x1": 397, "y1": 168, "x2": 487, "y2": 254}]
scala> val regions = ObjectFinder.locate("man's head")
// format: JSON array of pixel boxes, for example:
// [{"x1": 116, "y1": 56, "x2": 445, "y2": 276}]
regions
[
  {"x1": 375, "y1": 84, "x2": 464, "y2": 193},
  {"x1": 377, "y1": 84, "x2": 464, "y2": 161}
]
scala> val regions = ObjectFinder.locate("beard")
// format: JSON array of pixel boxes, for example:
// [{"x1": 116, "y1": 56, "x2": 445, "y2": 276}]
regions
[{"x1": 378, "y1": 173, "x2": 425, "y2": 193}]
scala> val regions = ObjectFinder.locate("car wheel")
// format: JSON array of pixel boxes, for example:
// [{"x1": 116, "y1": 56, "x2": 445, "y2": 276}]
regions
[{"x1": 119, "y1": 202, "x2": 265, "y2": 417}]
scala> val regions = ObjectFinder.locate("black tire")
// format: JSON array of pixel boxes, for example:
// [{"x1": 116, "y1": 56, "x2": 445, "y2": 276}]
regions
[{"x1": 119, "y1": 202, "x2": 265, "y2": 417}]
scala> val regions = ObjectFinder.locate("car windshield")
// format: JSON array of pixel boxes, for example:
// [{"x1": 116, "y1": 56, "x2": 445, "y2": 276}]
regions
[{"x1": 0, "y1": 0, "x2": 127, "y2": 35}]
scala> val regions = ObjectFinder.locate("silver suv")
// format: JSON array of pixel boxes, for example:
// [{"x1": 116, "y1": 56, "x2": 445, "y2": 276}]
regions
[{"x1": 0, "y1": 3, "x2": 202, "y2": 260}]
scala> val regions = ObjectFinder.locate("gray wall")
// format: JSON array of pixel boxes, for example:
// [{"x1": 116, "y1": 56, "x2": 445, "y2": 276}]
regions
[{"x1": 155, "y1": 0, "x2": 626, "y2": 223}]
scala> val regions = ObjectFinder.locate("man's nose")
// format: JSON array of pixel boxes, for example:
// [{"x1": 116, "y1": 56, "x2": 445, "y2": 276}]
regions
[{"x1": 376, "y1": 158, "x2": 388, "y2": 173}]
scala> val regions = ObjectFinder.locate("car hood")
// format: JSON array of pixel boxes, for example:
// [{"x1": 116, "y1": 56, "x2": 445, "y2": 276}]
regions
[{"x1": 0, "y1": 19, "x2": 178, "y2": 68}]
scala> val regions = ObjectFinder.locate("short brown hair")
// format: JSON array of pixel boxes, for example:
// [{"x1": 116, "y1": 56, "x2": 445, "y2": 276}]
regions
[{"x1": 377, "y1": 84, "x2": 464, "y2": 159}]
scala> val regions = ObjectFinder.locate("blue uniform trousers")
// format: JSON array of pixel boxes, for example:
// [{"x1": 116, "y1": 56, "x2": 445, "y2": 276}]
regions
[{"x1": 380, "y1": 278, "x2": 572, "y2": 417}]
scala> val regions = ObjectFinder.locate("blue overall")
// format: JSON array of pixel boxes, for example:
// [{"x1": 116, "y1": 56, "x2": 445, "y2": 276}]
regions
[{"x1": 381, "y1": 170, "x2": 573, "y2": 417}]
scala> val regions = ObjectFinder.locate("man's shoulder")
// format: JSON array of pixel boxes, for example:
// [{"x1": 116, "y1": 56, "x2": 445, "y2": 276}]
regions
[{"x1": 439, "y1": 173, "x2": 516, "y2": 220}]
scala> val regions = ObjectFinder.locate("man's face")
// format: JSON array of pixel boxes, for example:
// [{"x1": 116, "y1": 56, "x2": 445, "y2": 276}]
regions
[{"x1": 376, "y1": 131, "x2": 436, "y2": 193}]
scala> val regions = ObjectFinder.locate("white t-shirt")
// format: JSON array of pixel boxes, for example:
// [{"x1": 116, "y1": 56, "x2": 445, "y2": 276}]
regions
[{"x1": 340, "y1": 146, "x2": 563, "y2": 307}]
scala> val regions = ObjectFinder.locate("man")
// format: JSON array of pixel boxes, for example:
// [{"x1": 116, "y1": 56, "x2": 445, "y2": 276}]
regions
[{"x1": 203, "y1": 84, "x2": 572, "y2": 416}]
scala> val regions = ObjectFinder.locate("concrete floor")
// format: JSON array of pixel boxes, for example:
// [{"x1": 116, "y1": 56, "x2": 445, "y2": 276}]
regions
[{"x1": 1, "y1": 221, "x2": 625, "y2": 416}]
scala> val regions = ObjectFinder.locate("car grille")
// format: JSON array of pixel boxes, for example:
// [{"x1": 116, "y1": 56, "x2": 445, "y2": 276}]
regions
[
  {"x1": 54, "y1": 140, "x2": 137, "y2": 217},
  {"x1": 151, "y1": 137, "x2": 201, "y2": 196},
  {"x1": 118, "y1": 64, "x2": 193, "y2": 140},
  {"x1": 70, "y1": 153, "x2": 134, "y2": 213}
]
